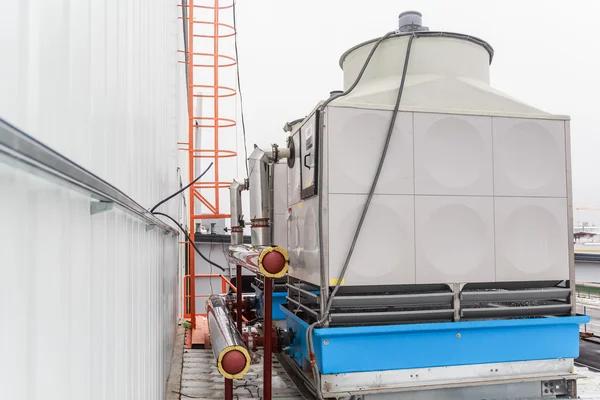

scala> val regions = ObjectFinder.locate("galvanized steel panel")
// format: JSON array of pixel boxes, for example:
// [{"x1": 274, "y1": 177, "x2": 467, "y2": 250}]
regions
[{"x1": 0, "y1": 0, "x2": 186, "y2": 399}]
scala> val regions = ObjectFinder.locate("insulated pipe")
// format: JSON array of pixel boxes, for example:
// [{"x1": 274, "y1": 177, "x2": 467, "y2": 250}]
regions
[
  {"x1": 227, "y1": 244, "x2": 289, "y2": 279},
  {"x1": 248, "y1": 147, "x2": 271, "y2": 246},
  {"x1": 229, "y1": 180, "x2": 245, "y2": 245},
  {"x1": 206, "y1": 295, "x2": 251, "y2": 379}
]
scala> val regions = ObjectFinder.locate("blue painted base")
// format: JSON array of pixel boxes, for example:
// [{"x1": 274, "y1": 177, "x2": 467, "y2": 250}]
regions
[
  {"x1": 271, "y1": 292, "x2": 287, "y2": 320},
  {"x1": 257, "y1": 292, "x2": 287, "y2": 321},
  {"x1": 281, "y1": 306, "x2": 590, "y2": 375}
]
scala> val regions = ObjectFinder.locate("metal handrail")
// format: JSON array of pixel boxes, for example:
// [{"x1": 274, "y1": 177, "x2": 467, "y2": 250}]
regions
[
  {"x1": 183, "y1": 273, "x2": 240, "y2": 318},
  {"x1": 0, "y1": 117, "x2": 177, "y2": 234}
]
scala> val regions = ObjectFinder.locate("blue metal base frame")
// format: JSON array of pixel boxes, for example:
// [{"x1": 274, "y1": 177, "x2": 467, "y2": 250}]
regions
[
  {"x1": 257, "y1": 292, "x2": 287, "y2": 321},
  {"x1": 282, "y1": 306, "x2": 590, "y2": 375}
]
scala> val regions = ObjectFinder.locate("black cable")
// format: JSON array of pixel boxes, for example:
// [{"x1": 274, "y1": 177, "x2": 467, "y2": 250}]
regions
[
  {"x1": 150, "y1": 162, "x2": 213, "y2": 213},
  {"x1": 307, "y1": 31, "x2": 418, "y2": 399},
  {"x1": 235, "y1": 382, "x2": 259, "y2": 397},
  {"x1": 330, "y1": 33, "x2": 416, "y2": 305},
  {"x1": 152, "y1": 211, "x2": 226, "y2": 272},
  {"x1": 318, "y1": 30, "x2": 397, "y2": 112},
  {"x1": 180, "y1": 0, "x2": 189, "y2": 89},
  {"x1": 313, "y1": 30, "x2": 397, "y2": 320},
  {"x1": 208, "y1": 240, "x2": 214, "y2": 294},
  {"x1": 172, "y1": 391, "x2": 202, "y2": 399},
  {"x1": 232, "y1": 1, "x2": 249, "y2": 178}
]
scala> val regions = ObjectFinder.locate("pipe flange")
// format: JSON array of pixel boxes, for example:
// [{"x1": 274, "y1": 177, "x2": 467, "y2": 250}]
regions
[
  {"x1": 258, "y1": 246, "x2": 289, "y2": 278},
  {"x1": 217, "y1": 345, "x2": 251, "y2": 379}
]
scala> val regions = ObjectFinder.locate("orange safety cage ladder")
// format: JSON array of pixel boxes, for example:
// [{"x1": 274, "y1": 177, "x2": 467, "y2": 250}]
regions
[{"x1": 178, "y1": 0, "x2": 239, "y2": 334}]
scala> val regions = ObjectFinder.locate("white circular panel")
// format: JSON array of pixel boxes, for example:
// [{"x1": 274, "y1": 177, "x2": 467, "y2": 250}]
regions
[
  {"x1": 424, "y1": 204, "x2": 487, "y2": 275},
  {"x1": 501, "y1": 205, "x2": 562, "y2": 274},
  {"x1": 499, "y1": 121, "x2": 560, "y2": 191},
  {"x1": 338, "y1": 112, "x2": 404, "y2": 189},
  {"x1": 422, "y1": 117, "x2": 486, "y2": 189},
  {"x1": 350, "y1": 201, "x2": 407, "y2": 279}
]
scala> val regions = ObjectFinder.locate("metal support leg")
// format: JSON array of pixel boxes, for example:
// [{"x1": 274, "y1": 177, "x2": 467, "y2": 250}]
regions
[
  {"x1": 453, "y1": 283, "x2": 461, "y2": 322},
  {"x1": 264, "y1": 277, "x2": 273, "y2": 400},
  {"x1": 236, "y1": 264, "x2": 243, "y2": 333},
  {"x1": 225, "y1": 378, "x2": 233, "y2": 400}
]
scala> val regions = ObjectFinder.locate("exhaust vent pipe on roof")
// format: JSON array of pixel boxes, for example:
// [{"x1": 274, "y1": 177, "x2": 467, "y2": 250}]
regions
[{"x1": 398, "y1": 11, "x2": 429, "y2": 32}]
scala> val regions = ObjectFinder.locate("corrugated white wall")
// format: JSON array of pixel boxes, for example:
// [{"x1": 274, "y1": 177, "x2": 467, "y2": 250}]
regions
[{"x1": 0, "y1": 1, "x2": 187, "y2": 399}]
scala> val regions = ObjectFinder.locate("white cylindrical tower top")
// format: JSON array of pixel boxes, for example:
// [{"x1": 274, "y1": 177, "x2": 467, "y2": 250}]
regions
[
  {"x1": 340, "y1": 12, "x2": 493, "y2": 90},
  {"x1": 331, "y1": 12, "x2": 556, "y2": 117}
]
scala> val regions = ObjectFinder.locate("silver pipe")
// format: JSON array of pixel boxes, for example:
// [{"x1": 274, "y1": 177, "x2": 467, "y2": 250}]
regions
[
  {"x1": 268, "y1": 162, "x2": 275, "y2": 249},
  {"x1": 248, "y1": 147, "x2": 271, "y2": 246},
  {"x1": 227, "y1": 243, "x2": 289, "y2": 279},
  {"x1": 206, "y1": 295, "x2": 251, "y2": 378},
  {"x1": 229, "y1": 180, "x2": 245, "y2": 245}
]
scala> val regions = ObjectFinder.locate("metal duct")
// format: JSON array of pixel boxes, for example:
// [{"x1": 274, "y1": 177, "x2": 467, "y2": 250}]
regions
[
  {"x1": 206, "y1": 295, "x2": 251, "y2": 379},
  {"x1": 248, "y1": 147, "x2": 271, "y2": 246},
  {"x1": 227, "y1": 244, "x2": 289, "y2": 279},
  {"x1": 229, "y1": 180, "x2": 245, "y2": 245}
]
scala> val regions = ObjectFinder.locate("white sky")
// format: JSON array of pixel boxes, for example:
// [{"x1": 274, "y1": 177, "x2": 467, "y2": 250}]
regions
[{"x1": 194, "y1": 1, "x2": 600, "y2": 222}]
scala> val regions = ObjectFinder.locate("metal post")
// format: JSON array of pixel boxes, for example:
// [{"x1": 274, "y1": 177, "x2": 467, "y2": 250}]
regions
[
  {"x1": 236, "y1": 265, "x2": 243, "y2": 333},
  {"x1": 453, "y1": 283, "x2": 461, "y2": 322},
  {"x1": 224, "y1": 378, "x2": 233, "y2": 400},
  {"x1": 264, "y1": 277, "x2": 273, "y2": 400},
  {"x1": 584, "y1": 306, "x2": 587, "y2": 333}
]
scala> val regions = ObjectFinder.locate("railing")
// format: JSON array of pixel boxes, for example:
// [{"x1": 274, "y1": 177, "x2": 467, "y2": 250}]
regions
[
  {"x1": 183, "y1": 273, "x2": 238, "y2": 317},
  {"x1": 0, "y1": 117, "x2": 177, "y2": 234},
  {"x1": 577, "y1": 291, "x2": 600, "y2": 301},
  {"x1": 576, "y1": 282, "x2": 600, "y2": 301}
]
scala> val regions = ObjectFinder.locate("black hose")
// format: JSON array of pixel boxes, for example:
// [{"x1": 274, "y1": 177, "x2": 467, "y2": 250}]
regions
[
  {"x1": 232, "y1": 1, "x2": 250, "y2": 178},
  {"x1": 307, "y1": 32, "x2": 418, "y2": 399},
  {"x1": 149, "y1": 162, "x2": 213, "y2": 213},
  {"x1": 152, "y1": 211, "x2": 226, "y2": 272},
  {"x1": 329, "y1": 33, "x2": 416, "y2": 305}
]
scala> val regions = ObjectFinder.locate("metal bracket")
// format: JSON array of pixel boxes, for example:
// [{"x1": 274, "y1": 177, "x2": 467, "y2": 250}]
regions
[
  {"x1": 90, "y1": 200, "x2": 114, "y2": 215},
  {"x1": 146, "y1": 224, "x2": 156, "y2": 232},
  {"x1": 453, "y1": 283, "x2": 462, "y2": 321},
  {"x1": 541, "y1": 378, "x2": 573, "y2": 397}
]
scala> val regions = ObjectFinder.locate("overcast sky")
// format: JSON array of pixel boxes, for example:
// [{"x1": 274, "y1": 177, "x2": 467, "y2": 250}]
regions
[{"x1": 196, "y1": 1, "x2": 600, "y2": 221}]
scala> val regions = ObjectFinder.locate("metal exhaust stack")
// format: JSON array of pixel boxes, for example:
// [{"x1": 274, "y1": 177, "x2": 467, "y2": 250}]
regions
[
  {"x1": 206, "y1": 295, "x2": 251, "y2": 379},
  {"x1": 227, "y1": 145, "x2": 290, "y2": 278},
  {"x1": 398, "y1": 10, "x2": 429, "y2": 32},
  {"x1": 248, "y1": 147, "x2": 271, "y2": 247},
  {"x1": 229, "y1": 180, "x2": 245, "y2": 246}
]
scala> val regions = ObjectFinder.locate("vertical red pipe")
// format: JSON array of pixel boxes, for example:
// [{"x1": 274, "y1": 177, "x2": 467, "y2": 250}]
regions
[
  {"x1": 263, "y1": 278, "x2": 273, "y2": 400},
  {"x1": 224, "y1": 378, "x2": 233, "y2": 400},
  {"x1": 236, "y1": 265, "x2": 243, "y2": 333}
]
